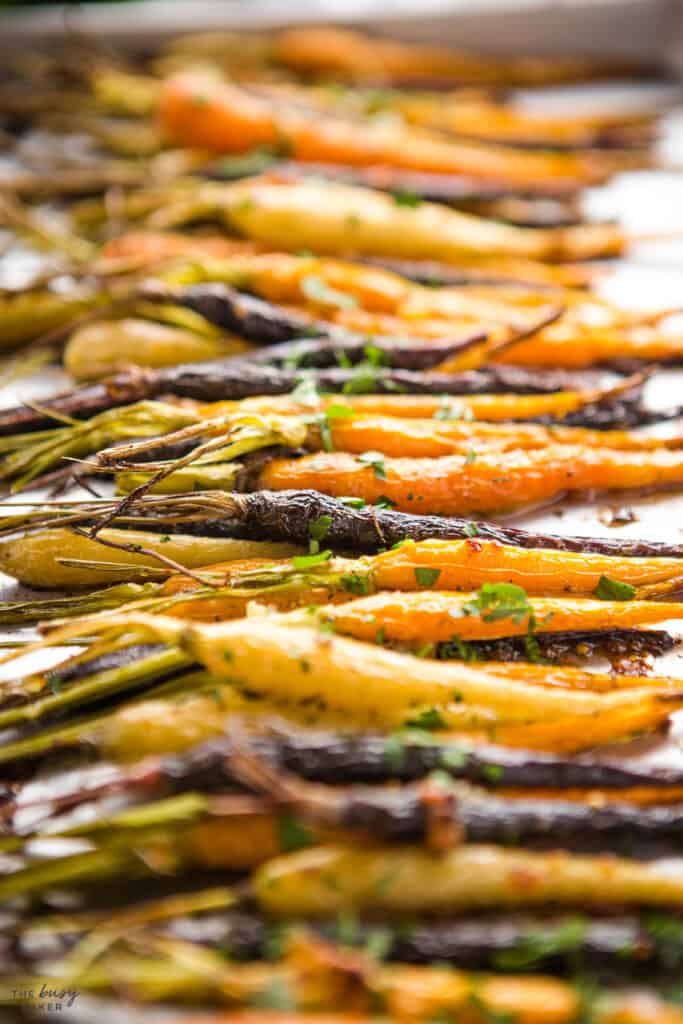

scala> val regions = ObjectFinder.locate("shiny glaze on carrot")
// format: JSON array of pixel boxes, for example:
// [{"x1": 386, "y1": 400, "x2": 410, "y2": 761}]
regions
[{"x1": 323, "y1": 591, "x2": 683, "y2": 644}]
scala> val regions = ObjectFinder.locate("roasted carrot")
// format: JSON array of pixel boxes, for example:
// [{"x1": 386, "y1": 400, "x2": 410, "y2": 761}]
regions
[
  {"x1": 236, "y1": 388, "x2": 620, "y2": 422},
  {"x1": 0, "y1": 382, "x2": 647, "y2": 493},
  {"x1": 315, "y1": 591, "x2": 683, "y2": 645},
  {"x1": 397, "y1": 93, "x2": 658, "y2": 148},
  {"x1": 371, "y1": 538, "x2": 683, "y2": 595},
  {"x1": 19, "y1": 612, "x2": 679, "y2": 740},
  {"x1": 151, "y1": 179, "x2": 626, "y2": 265},
  {"x1": 493, "y1": 697, "x2": 680, "y2": 752},
  {"x1": 131, "y1": 614, "x2": 640, "y2": 725},
  {"x1": 266, "y1": 78, "x2": 658, "y2": 149},
  {"x1": 0, "y1": 528, "x2": 303, "y2": 589},
  {"x1": 64, "y1": 317, "x2": 251, "y2": 380},
  {"x1": 257, "y1": 446, "x2": 683, "y2": 516},
  {"x1": 316, "y1": 415, "x2": 682, "y2": 457},
  {"x1": 499, "y1": 786, "x2": 683, "y2": 806},
  {"x1": 159, "y1": 73, "x2": 637, "y2": 189},
  {"x1": 253, "y1": 843, "x2": 683, "y2": 914},
  {"x1": 151, "y1": 248, "x2": 683, "y2": 368},
  {"x1": 271, "y1": 25, "x2": 643, "y2": 87},
  {"x1": 104, "y1": 404, "x2": 683, "y2": 467},
  {"x1": 495, "y1": 322, "x2": 683, "y2": 369},
  {"x1": 453, "y1": 661, "x2": 677, "y2": 694}
]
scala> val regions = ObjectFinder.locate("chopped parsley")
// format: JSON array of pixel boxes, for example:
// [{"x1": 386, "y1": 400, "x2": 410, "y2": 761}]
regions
[
  {"x1": 336, "y1": 909, "x2": 360, "y2": 946},
  {"x1": 438, "y1": 636, "x2": 480, "y2": 662},
  {"x1": 277, "y1": 814, "x2": 315, "y2": 852},
  {"x1": 357, "y1": 450, "x2": 387, "y2": 479},
  {"x1": 414, "y1": 566, "x2": 441, "y2": 588},
  {"x1": 48, "y1": 674, "x2": 63, "y2": 696},
  {"x1": 415, "y1": 642, "x2": 436, "y2": 658},
  {"x1": 341, "y1": 572, "x2": 371, "y2": 596},
  {"x1": 463, "y1": 522, "x2": 479, "y2": 537},
  {"x1": 405, "y1": 707, "x2": 448, "y2": 730},
  {"x1": 363, "y1": 344, "x2": 387, "y2": 367},
  {"x1": 291, "y1": 550, "x2": 332, "y2": 569},
  {"x1": 392, "y1": 190, "x2": 421, "y2": 208},
  {"x1": 523, "y1": 634, "x2": 543, "y2": 663},
  {"x1": 375, "y1": 495, "x2": 396, "y2": 509},
  {"x1": 593, "y1": 575, "x2": 636, "y2": 601},
  {"x1": 312, "y1": 403, "x2": 356, "y2": 452},
  {"x1": 494, "y1": 916, "x2": 588, "y2": 970},
  {"x1": 325, "y1": 403, "x2": 355, "y2": 420},
  {"x1": 340, "y1": 345, "x2": 390, "y2": 395},
  {"x1": 462, "y1": 582, "x2": 535, "y2": 627}
]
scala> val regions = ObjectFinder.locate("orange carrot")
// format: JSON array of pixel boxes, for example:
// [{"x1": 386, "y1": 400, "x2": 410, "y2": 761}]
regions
[
  {"x1": 499, "y1": 786, "x2": 683, "y2": 806},
  {"x1": 232, "y1": 390, "x2": 610, "y2": 423},
  {"x1": 159, "y1": 72, "x2": 632, "y2": 187},
  {"x1": 496, "y1": 323, "x2": 683, "y2": 368},
  {"x1": 401, "y1": 95, "x2": 656, "y2": 147},
  {"x1": 492, "y1": 696, "x2": 679, "y2": 752},
  {"x1": 371, "y1": 538, "x2": 683, "y2": 595},
  {"x1": 322, "y1": 415, "x2": 682, "y2": 458},
  {"x1": 272, "y1": 25, "x2": 640, "y2": 87},
  {"x1": 428, "y1": 661, "x2": 673, "y2": 693},
  {"x1": 321, "y1": 591, "x2": 683, "y2": 644},
  {"x1": 257, "y1": 446, "x2": 683, "y2": 516}
]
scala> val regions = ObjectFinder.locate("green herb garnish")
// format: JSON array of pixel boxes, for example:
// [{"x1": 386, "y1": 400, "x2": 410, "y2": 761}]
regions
[
  {"x1": 414, "y1": 566, "x2": 441, "y2": 588},
  {"x1": 405, "y1": 707, "x2": 448, "y2": 730},
  {"x1": 277, "y1": 814, "x2": 314, "y2": 852},
  {"x1": 357, "y1": 450, "x2": 387, "y2": 479},
  {"x1": 593, "y1": 575, "x2": 636, "y2": 601}
]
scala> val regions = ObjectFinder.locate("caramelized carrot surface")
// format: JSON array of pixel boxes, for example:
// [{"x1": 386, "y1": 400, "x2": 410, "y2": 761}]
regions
[
  {"x1": 258, "y1": 446, "x2": 683, "y2": 516},
  {"x1": 492, "y1": 698, "x2": 679, "y2": 751},
  {"x1": 372, "y1": 538, "x2": 683, "y2": 594},
  {"x1": 323, "y1": 591, "x2": 683, "y2": 644},
  {"x1": 323, "y1": 416, "x2": 682, "y2": 457},
  {"x1": 497, "y1": 323, "x2": 683, "y2": 368}
]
